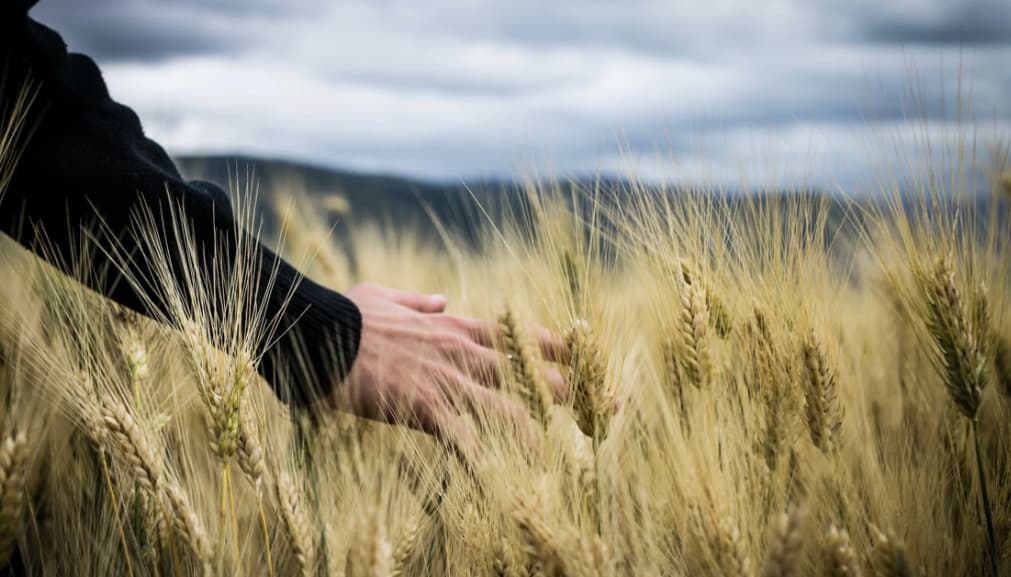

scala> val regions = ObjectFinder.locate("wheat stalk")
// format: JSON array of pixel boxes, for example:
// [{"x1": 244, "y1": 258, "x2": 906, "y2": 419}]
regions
[
  {"x1": 0, "y1": 78, "x2": 39, "y2": 200},
  {"x1": 661, "y1": 336, "x2": 691, "y2": 434},
  {"x1": 917, "y1": 258, "x2": 998, "y2": 576},
  {"x1": 750, "y1": 306, "x2": 793, "y2": 471}
]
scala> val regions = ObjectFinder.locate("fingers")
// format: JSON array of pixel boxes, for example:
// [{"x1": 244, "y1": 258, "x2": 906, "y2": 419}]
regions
[
  {"x1": 440, "y1": 337, "x2": 568, "y2": 403},
  {"x1": 444, "y1": 344, "x2": 503, "y2": 389},
  {"x1": 385, "y1": 287, "x2": 448, "y2": 313},
  {"x1": 534, "y1": 326, "x2": 570, "y2": 364},
  {"x1": 452, "y1": 316, "x2": 570, "y2": 364},
  {"x1": 458, "y1": 318, "x2": 497, "y2": 348},
  {"x1": 405, "y1": 386, "x2": 484, "y2": 466},
  {"x1": 455, "y1": 380, "x2": 543, "y2": 451},
  {"x1": 542, "y1": 366, "x2": 569, "y2": 403}
]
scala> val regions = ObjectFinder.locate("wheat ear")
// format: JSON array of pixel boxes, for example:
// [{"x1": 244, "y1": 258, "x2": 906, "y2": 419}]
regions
[
  {"x1": 236, "y1": 406, "x2": 265, "y2": 495},
  {"x1": 499, "y1": 305, "x2": 554, "y2": 428},
  {"x1": 762, "y1": 509, "x2": 804, "y2": 577},
  {"x1": 493, "y1": 537, "x2": 516, "y2": 577},
  {"x1": 0, "y1": 433, "x2": 28, "y2": 566},
  {"x1": 162, "y1": 482, "x2": 214, "y2": 574},
  {"x1": 514, "y1": 492, "x2": 566, "y2": 577},
  {"x1": 102, "y1": 402, "x2": 162, "y2": 497},
  {"x1": 390, "y1": 515, "x2": 421, "y2": 577},
  {"x1": 102, "y1": 402, "x2": 212, "y2": 571},
  {"x1": 802, "y1": 331, "x2": 843, "y2": 454},
  {"x1": 680, "y1": 261, "x2": 732, "y2": 337},
  {"x1": 824, "y1": 525, "x2": 862, "y2": 577},
  {"x1": 919, "y1": 257, "x2": 989, "y2": 419},
  {"x1": 714, "y1": 517, "x2": 755, "y2": 577},
  {"x1": 277, "y1": 472, "x2": 317, "y2": 577},
  {"x1": 868, "y1": 527, "x2": 911, "y2": 577},
  {"x1": 566, "y1": 322, "x2": 612, "y2": 443},
  {"x1": 345, "y1": 507, "x2": 393, "y2": 577},
  {"x1": 918, "y1": 260, "x2": 998, "y2": 576},
  {"x1": 993, "y1": 333, "x2": 1011, "y2": 400},
  {"x1": 678, "y1": 281, "x2": 712, "y2": 388}
]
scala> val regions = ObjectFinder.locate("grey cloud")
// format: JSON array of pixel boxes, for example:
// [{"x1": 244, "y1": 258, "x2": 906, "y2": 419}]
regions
[
  {"x1": 28, "y1": 0, "x2": 286, "y2": 61},
  {"x1": 30, "y1": 0, "x2": 1011, "y2": 67},
  {"x1": 52, "y1": 19, "x2": 235, "y2": 62},
  {"x1": 24, "y1": 0, "x2": 1011, "y2": 184},
  {"x1": 857, "y1": 2, "x2": 1011, "y2": 45}
]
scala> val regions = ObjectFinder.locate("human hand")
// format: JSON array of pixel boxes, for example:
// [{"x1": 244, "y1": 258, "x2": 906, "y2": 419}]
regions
[{"x1": 335, "y1": 282, "x2": 569, "y2": 451}]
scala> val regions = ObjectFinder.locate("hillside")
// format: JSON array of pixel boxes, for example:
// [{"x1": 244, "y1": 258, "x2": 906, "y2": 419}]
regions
[
  {"x1": 175, "y1": 155, "x2": 1004, "y2": 257},
  {"x1": 175, "y1": 155, "x2": 512, "y2": 243}
]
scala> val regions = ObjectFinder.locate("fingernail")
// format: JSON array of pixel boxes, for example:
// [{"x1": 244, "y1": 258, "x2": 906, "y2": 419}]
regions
[{"x1": 432, "y1": 294, "x2": 448, "y2": 306}]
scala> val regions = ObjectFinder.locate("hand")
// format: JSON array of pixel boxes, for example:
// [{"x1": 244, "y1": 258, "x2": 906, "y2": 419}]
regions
[{"x1": 335, "y1": 282, "x2": 568, "y2": 452}]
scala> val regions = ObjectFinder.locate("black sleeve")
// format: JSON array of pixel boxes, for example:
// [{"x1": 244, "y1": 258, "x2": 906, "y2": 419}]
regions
[{"x1": 1, "y1": 4, "x2": 362, "y2": 407}]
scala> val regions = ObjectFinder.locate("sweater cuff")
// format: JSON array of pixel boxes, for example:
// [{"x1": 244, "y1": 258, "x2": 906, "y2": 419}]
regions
[{"x1": 257, "y1": 273, "x2": 362, "y2": 408}]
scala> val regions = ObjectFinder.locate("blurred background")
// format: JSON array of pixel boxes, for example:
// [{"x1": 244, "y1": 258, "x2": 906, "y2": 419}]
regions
[{"x1": 31, "y1": 0, "x2": 1011, "y2": 192}]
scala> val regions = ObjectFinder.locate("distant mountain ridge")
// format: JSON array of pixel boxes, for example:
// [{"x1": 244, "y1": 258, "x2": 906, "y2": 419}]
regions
[
  {"x1": 175, "y1": 154, "x2": 508, "y2": 240},
  {"x1": 174, "y1": 154, "x2": 1004, "y2": 252}
]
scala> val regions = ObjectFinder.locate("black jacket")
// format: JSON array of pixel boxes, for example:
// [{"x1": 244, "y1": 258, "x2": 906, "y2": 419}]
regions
[{"x1": 1, "y1": 0, "x2": 362, "y2": 407}]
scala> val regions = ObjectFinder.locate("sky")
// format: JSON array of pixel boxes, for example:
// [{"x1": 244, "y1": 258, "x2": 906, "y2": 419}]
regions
[{"x1": 30, "y1": 0, "x2": 1011, "y2": 189}]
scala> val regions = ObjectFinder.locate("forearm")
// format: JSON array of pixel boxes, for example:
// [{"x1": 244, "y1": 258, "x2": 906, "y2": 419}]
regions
[{"x1": 1, "y1": 9, "x2": 361, "y2": 406}]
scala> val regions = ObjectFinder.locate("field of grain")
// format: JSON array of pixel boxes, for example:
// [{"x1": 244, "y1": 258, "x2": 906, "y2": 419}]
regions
[{"x1": 0, "y1": 102, "x2": 1009, "y2": 575}]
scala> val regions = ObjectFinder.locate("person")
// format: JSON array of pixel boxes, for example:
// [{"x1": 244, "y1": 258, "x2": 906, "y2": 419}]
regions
[{"x1": 0, "y1": 1, "x2": 568, "y2": 447}]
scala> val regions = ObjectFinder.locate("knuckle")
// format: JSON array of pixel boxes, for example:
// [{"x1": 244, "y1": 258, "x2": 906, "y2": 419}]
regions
[
  {"x1": 439, "y1": 314, "x2": 467, "y2": 331},
  {"x1": 439, "y1": 331, "x2": 472, "y2": 351}
]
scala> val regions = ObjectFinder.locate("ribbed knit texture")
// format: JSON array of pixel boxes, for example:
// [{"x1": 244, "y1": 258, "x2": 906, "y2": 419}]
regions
[{"x1": 1, "y1": 4, "x2": 362, "y2": 407}]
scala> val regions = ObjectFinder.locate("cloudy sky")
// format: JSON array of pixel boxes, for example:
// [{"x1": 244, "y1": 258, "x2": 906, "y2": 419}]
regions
[{"x1": 30, "y1": 0, "x2": 1011, "y2": 189}]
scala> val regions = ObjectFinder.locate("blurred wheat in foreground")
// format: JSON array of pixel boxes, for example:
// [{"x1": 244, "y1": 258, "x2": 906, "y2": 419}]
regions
[{"x1": 0, "y1": 113, "x2": 1009, "y2": 575}]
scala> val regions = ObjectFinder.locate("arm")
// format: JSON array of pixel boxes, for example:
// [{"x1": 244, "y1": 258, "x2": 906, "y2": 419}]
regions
[
  {"x1": 1, "y1": 5, "x2": 360, "y2": 407},
  {"x1": 2, "y1": 3, "x2": 571, "y2": 450}
]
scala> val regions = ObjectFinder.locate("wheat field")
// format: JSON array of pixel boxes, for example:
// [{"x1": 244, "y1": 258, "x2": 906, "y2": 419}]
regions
[{"x1": 0, "y1": 99, "x2": 1010, "y2": 576}]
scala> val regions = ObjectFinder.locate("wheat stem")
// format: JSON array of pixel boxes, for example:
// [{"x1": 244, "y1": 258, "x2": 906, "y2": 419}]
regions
[
  {"x1": 258, "y1": 499, "x2": 276, "y2": 577},
  {"x1": 98, "y1": 451, "x2": 137, "y2": 577},
  {"x1": 972, "y1": 419, "x2": 999, "y2": 577}
]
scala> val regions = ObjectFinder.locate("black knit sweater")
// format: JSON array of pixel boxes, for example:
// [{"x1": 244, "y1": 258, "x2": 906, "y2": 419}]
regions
[{"x1": 1, "y1": 1, "x2": 362, "y2": 407}]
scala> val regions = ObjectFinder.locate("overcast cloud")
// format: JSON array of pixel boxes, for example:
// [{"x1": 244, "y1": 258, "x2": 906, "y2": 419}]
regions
[{"x1": 30, "y1": 0, "x2": 1011, "y2": 188}]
